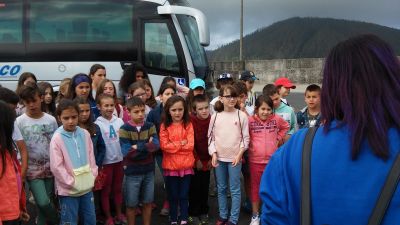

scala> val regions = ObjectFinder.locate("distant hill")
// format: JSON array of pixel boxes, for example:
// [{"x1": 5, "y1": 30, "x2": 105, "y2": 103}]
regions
[{"x1": 208, "y1": 17, "x2": 400, "y2": 61}]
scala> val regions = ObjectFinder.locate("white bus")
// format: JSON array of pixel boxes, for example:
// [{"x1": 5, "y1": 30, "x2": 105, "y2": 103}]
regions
[{"x1": 0, "y1": 0, "x2": 210, "y2": 92}]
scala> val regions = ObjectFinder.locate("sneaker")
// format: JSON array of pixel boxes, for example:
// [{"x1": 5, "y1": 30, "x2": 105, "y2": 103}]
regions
[
  {"x1": 249, "y1": 215, "x2": 260, "y2": 225},
  {"x1": 215, "y1": 217, "x2": 227, "y2": 225},
  {"x1": 160, "y1": 207, "x2": 169, "y2": 216},
  {"x1": 105, "y1": 217, "x2": 114, "y2": 225},
  {"x1": 188, "y1": 216, "x2": 202, "y2": 225},
  {"x1": 199, "y1": 214, "x2": 209, "y2": 224},
  {"x1": 114, "y1": 214, "x2": 127, "y2": 225},
  {"x1": 180, "y1": 220, "x2": 188, "y2": 225}
]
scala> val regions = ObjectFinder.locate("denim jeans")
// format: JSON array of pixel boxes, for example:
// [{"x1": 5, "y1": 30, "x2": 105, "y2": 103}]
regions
[
  {"x1": 165, "y1": 175, "x2": 191, "y2": 222},
  {"x1": 215, "y1": 161, "x2": 242, "y2": 224},
  {"x1": 124, "y1": 172, "x2": 155, "y2": 207},
  {"x1": 59, "y1": 191, "x2": 96, "y2": 225}
]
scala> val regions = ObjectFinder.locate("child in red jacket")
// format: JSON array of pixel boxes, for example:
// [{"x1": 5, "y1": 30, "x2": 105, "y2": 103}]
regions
[
  {"x1": 159, "y1": 96, "x2": 195, "y2": 225},
  {"x1": 0, "y1": 101, "x2": 29, "y2": 225},
  {"x1": 188, "y1": 95, "x2": 211, "y2": 224},
  {"x1": 248, "y1": 95, "x2": 289, "y2": 225}
]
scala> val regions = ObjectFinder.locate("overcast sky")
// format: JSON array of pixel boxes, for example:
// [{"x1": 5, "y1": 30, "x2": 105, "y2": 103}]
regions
[{"x1": 189, "y1": 0, "x2": 400, "y2": 50}]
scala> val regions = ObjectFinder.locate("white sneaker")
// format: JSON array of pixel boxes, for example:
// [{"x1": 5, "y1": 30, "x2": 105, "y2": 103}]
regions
[
  {"x1": 249, "y1": 215, "x2": 260, "y2": 225},
  {"x1": 159, "y1": 207, "x2": 169, "y2": 216}
]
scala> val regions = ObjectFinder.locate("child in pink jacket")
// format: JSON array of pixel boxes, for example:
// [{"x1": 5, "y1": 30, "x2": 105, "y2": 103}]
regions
[
  {"x1": 50, "y1": 99, "x2": 98, "y2": 225},
  {"x1": 247, "y1": 95, "x2": 289, "y2": 225}
]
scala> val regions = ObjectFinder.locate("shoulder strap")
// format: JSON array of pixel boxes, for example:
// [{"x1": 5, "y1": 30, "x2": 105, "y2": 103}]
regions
[
  {"x1": 208, "y1": 112, "x2": 218, "y2": 147},
  {"x1": 367, "y1": 151, "x2": 400, "y2": 225},
  {"x1": 237, "y1": 110, "x2": 244, "y2": 145},
  {"x1": 300, "y1": 126, "x2": 318, "y2": 225},
  {"x1": 301, "y1": 127, "x2": 400, "y2": 225}
]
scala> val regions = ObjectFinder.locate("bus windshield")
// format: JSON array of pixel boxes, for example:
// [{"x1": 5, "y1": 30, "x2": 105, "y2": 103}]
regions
[{"x1": 177, "y1": 14, "x2": 209, "y2": 79}]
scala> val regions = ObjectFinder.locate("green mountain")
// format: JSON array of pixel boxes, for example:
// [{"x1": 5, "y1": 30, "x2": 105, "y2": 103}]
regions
[{"x1": 208, "y1": 17, "x2": 400, "y2": 61}]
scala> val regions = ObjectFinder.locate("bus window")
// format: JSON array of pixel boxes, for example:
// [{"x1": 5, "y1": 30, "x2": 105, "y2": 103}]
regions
[
  {"x1": 0, "y1": 2, "x2": 22, "y2": 43},
  {"x1": 144, "y1": 22, "x2": 180, "y2": 73},
  {"x1": 29, "y1": 0, "x2": 133, "y2": 43},
  {"x1": 177, "y1": 15, "x2": 209, "y2": 79}
]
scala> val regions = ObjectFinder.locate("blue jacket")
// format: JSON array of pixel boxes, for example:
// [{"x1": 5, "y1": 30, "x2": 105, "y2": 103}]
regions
[
  {"x1": 146, "y1": 103, "x2": 163, "y2": 134},
  {"x1": 296, "y1": 107, "x2": 321, "y2": 129},
  {"x1": 91, "y1": 124, "x2": 106, "y2": 166},
  {"x1": 89, "y1": 98, "x2": 100, "y2": 120},
  {"x1": 119, "y1": 121, "x2": 159, "y2": 175},
  {"x1": 260, "y1": 121, "x2": 400, "y2": 225},
  {"x1": 146, "y1": 103, "x2": 163, "y2": 155}
]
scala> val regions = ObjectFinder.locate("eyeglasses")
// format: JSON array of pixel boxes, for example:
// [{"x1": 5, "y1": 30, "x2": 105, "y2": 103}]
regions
[{"x1": 223, "y1": 95, "x2": 237, "y2": 100}]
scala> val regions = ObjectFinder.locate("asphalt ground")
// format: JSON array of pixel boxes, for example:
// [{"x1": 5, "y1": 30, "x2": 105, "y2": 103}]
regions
[{"x1": 25, "y1": 93, "x2": 306, "y2": 225}]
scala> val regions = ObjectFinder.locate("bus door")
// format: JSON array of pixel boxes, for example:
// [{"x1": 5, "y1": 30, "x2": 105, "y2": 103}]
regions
[{"x1": 139, "y1": 18, "x2": 188, "y2": 92}]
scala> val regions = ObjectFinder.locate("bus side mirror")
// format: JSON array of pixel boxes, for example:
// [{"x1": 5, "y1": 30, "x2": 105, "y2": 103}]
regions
[{"x1": 157, "y1": 5, "x2": 210, "y2": 46}]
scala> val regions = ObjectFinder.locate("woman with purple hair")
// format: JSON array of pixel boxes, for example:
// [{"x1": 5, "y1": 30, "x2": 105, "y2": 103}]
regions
[{"x1": 259, "y1": 34, "x2": 400, "y2": 225}]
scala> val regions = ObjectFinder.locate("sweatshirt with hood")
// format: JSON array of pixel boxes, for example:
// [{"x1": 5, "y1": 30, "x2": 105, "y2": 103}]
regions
[
  {"x1": 95, "y1": 115, "x2": 124, "y2": 165},
  {"x1": 50, "y1": 126, "x2": 98, "y2": 197},
  {"x1": 248, "y1": 114, "x2": 289, "y2": 164},
  {"x1": 275, "y1": 102, "x2": 297, "y2": 135}
]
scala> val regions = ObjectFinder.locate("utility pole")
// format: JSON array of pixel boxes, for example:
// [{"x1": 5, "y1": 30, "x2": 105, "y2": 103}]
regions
[{"x1": 240, "y1": 0, "x2": 244, "y2": 70}]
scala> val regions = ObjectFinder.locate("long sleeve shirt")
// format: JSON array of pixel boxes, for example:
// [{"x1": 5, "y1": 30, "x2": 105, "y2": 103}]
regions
[
  {"x1": 119, "y1": 121, "x2": 159, "y2": 175},
  {"x1": 248, "y1": 114, "x2": 289, "y2": 164},
  {"x1": 260, "y1": 122, "x2": 400, "y2": 224},
  {"x1": 159, "y1": 122, "x2": 195, "y2": 171},
  {"x1": 208, "y1": 109, "x2": 250, "y2": 162},
  {"x1": 50, "y1": 126, "x2": 98, "y2": 196}
]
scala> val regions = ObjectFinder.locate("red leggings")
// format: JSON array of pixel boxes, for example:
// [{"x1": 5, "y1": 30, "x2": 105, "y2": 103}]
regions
[{"x1": 101, "y1": 161, "x2": 124, "y2": 213}]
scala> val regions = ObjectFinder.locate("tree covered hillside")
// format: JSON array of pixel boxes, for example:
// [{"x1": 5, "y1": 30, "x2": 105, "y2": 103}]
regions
[{"x1": 208, "y1": 17, "x2": 400, "y2": 61}]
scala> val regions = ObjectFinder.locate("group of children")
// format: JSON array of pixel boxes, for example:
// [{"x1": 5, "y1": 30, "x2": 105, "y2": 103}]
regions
[{"x1": 0, "y1": 62, "x2": 322, "y2": 225}]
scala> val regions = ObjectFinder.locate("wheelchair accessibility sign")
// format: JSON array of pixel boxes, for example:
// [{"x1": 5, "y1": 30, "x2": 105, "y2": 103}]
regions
[{"x1": 176, "y1": 78, "x2": 186, "y2": 86}]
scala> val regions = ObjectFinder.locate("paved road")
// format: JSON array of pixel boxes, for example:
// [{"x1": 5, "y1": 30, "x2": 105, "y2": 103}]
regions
[{"x1": 26, "y1": 93, "x2": 306, "y2": 225}]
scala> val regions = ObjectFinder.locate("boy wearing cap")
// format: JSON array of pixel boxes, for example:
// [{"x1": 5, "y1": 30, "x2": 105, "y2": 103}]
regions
[
  {"x1": 240, "y1": 70, "x2": 258, "y2": 115},
  {"x1": 209, "y1": 72, "x2": 234, "y2": 114},
  {"x1": 187, "y1": 78, "x2": 206, "y2": 113},
  {"x1": 274, "y1": 77, "x2": 296, "y2": 106}
]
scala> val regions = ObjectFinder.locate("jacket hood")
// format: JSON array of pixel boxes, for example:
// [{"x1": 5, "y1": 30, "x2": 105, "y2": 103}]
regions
[
  {"x1": 96, "y1": 115, "x2": 118, "y2": 123},
  {"x1": 56, "y1": 126, "x2": 82, "y2": 138}
]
